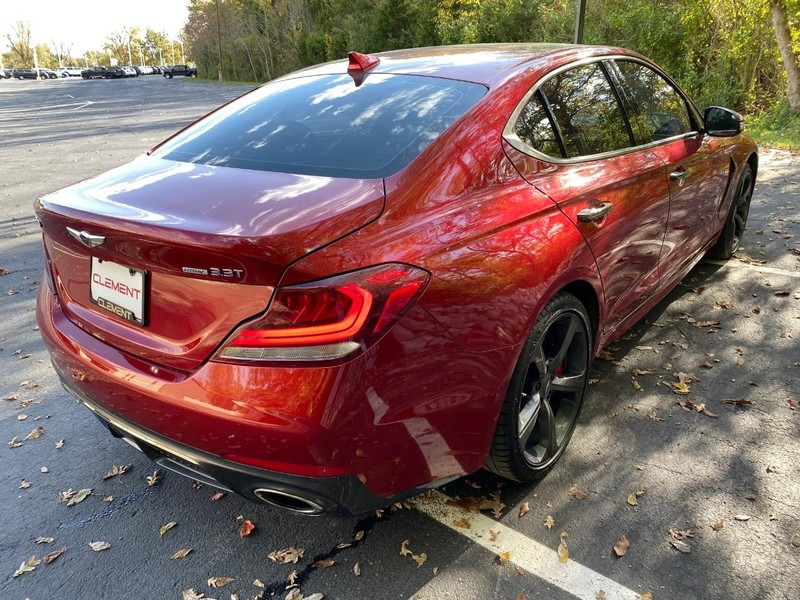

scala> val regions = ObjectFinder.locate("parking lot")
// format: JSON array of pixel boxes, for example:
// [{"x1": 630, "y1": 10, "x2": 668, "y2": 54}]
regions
[{"x1": 1, "y1": 75, "x2": 798, "y2": 600}]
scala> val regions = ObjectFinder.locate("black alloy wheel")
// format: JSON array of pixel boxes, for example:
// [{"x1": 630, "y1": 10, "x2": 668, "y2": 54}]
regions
[
  {"x1": 487, "y1": 292, "x2": 591, "y2": 482},
  {"x1": 708, "y1": 164, "x2": 754, "y2": 259}
]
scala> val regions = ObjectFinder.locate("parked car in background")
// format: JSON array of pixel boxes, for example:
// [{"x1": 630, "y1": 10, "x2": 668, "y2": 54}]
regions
[
  {"x1": 81, "y1": 67, "x2": 108, "y2": 79},
  {"x1": 41, "y1": 69, "x2": 59, "y2": 79},
  {"x1": 11, "y1": 68, "x2": 47, "y2": 80},
  {"x1": 121, "y1": 66, "x2": 138, "y2": 77},
  {"x1": 35, "y1": 44, "x2": 757, "y2": 516},
  {"x1": 1, "y1": 68, "x2": 12, "y2": 79},
  {"x1": 163, "y1": 64, "x2": 197, "y2": 78},
  {"x1": 59, "y1": 66, "x2": 84, "y2": 77},
  {"x1": 136, "y1": 65, "x2": 154, "y2": 76}
]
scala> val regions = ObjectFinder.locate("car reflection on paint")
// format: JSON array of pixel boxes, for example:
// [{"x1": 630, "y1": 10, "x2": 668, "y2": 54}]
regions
[{"x1": 35, "y1": 44, "x2": 757, "y2": 515}]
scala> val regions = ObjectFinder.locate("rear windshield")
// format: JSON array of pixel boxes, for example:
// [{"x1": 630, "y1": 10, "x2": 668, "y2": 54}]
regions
[{"x1": 153, "y1": 74, "x2": 486, "y2": 179}]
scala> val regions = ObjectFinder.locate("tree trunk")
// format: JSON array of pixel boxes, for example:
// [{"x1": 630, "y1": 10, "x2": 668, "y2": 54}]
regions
[{"x1": 770, "y1": 0, "x2": 800, "y2": 113}]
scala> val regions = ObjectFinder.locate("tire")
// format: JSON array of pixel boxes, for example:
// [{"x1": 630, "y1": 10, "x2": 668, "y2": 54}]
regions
[
  {"x1": 486, "y1": 292, "x2": 592, "y2": 482},
  {"x1": 707, "y1": 164, "x2": 754, "y2": 260}
]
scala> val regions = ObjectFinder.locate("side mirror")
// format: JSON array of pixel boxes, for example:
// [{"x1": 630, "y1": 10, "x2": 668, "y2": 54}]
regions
[{"x1": 704, "y1": 106, "x2": 743, "y2": 137}]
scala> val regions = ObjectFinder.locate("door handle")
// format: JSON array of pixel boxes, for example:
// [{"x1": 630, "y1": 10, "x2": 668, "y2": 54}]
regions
[
  {"x1": 670, "y1": 167, "x2": 690, "y2": 180},
  {"x1": 577, "y1": 202, "x2": 613, "y2": 223}
]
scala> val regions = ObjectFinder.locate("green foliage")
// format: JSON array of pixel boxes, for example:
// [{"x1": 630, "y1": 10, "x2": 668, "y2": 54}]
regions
[{"x1": 747, "y1": 101, "x2": 800, "y2": 149}]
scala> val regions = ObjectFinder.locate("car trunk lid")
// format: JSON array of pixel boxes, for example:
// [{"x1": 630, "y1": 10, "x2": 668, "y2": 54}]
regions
[{"x1": 36, "y1": 157, "x2": 385, "y2": 371}]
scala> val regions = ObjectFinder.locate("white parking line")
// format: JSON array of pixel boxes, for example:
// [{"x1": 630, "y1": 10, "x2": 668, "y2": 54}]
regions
[
  {"x1": 0, "y1": 100, "x2": 94, "y2": 114},
  {"x1": 703, "y1": 258, "x2": 800, "y2": 279},
  {"x1": 412, "y1": 492, "x2": 642, "y2": 600}
]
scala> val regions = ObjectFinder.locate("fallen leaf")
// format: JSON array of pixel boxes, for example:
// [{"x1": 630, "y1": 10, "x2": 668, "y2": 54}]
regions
[
  {"x1": 715, "y1": 300, "x2": 734, "y2": 309},
  {"x1": 412, "y1": 552, "x2": 427, "y2": 567},
  {"x1": 710, "y1": 521, "x2": 725, "y2": 531},
  {"x1": 516, "y1": 594, "x2": 527, "y2": 600},
  {"x1": 453, "y1": 518, "x2": 471, "y2": 529},
  {"x1": 160, "y1": 522, "x2": 177, "y2": 536},
  {"x1": 721, "y1": 398, "x2": 753, "y2": 406},
  {"x1": 207, "y1": 576, "x2": 234, "y2": 588},
  {"x1": 669, "y1": 528, "x2": 695, "y2": 540},
  {"x1": 400, "y1": 539, "x2": 412, "y2": 557},
  {"x1": 787, "y1": 400, "x2": 800, "y2": 412},
  {"x1": 43, "y1": 548, "x2": 66, "y2": 564},
  {"x1": 734, "y1": 514, "x2": 751, "y2": 521},
  {"x1": 102, "y1": 465, "x2": 131, "y2": 480},
  {"x1": 19, "y1": 480, "x2": 31, "y2": 489},
  {"x1": 671, "y1": 539, "x2": 692, "y2": 553},
  {"x1": 24, "y1": 426, "x2": 45, "y2": 440},
  {"x1": 8, "y1": 437, "x2": 22, "y2": 448},
  {"x1": 253, "y1": 578, "x2": 265, "y2": 588},
  {"x1": 35, "y1": 537, "x2": 55, "y2": 544},
  {"x1": 597, "y1": 592, "x2": 607, "y2": 600},
  {"x1": 519, "y1": 502, "x2": 530, "y2": 518},
  {"x1": 354, "y1": 562, "x2": 362, "y2": 576},
  {"x1": 210, "y1": 491, "x2": 225, "y2": 501},
  {"x1": 544, "y1": 515, "x2": 555, "y2": 529},
  {"x1": 568, "y1": 484, "x2": 588, "y2": 500},
  {"x1": 171, "y1": 548, "x2": 193, "y2": 559},
  {"x1": 693, "y1": 320, "x2": 720, "y2": 328},
  {"x1": 304, "y1": 595, "x2": 324, "y2": 600},
  {"x1": 648, "y1": 411, "x2": 663, "y2": 422},
  {"x1": 354, "y1": 530, "x2": 365, "y2": 542},
  {"x1": 55, "y1": 439, "x2": 65, "y2": 449},
  {"x1": 146, "y1": 469, "x2": 163, "y2": 486},
  {"x1": 268, "y1": 547, "x2": 305, "y2": 564},
  {"x1": 12, "y1": 555, "x2": 40, "y2": 577},
  {"x1": 627, "y1": 494, "x2": 639, "y2": 506},
  {"x1": 181, "y1": 589, "x2": 205, "y2": 600},
  {"x1": 641, "y1": 593, "x2": 654, "y2": 600},
  {"x1": 17, "y1": 414, "x2": 28, "y2": 421},
  {"x1": 313, "y1": 559, "x2": 335, "y2": 568},
  {"x1": 558, "y1": 532, "x2": 569, "y2": 563},
  {"x1": 792, "y1": 539, "x2": 800, "y2": 548},
  {"x1": 515, "y1": 566, "x2": 525, "y2": 576},
  {"x1": 613, "y1": 534, "x2": 629, "y2": 557},
  {"x1": 239, "y1": 519, "x2": 255, "y2": 537},
  {"x1": 67, "y1": 488, "x2": 92, "y2": 507},
  {"x1": 89, "y1": 541, "x2": 111, "y2": 551},
  {"x1": 497, "y1": 550, "x2": 511, "y2": 564},
  {"x1": 286, "y1": 570, "x2": 298, "y2": 587},
  {"x1": 489, "y1": 530, "x2": 501, "y2": 541},
  {"x1": 632, "y1": 379, "x2": 642, "y2": 391}
]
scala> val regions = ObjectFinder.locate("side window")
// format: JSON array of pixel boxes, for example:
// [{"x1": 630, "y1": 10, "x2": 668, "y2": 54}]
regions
[
  {"x1": 540, "y1": 62, "x2": 633, "y2": 158},
  {"x1": 615, "y1": 60, "x2": 693, "y2": 143},
  {"x1": 513, "y1": 91, "x2": 562, "y2": 158}
]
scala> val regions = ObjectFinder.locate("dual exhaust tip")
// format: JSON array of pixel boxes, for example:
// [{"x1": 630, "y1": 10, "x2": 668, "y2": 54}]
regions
[{"x1": 254, "y1": 488, "x2": 324, "y2": 515}]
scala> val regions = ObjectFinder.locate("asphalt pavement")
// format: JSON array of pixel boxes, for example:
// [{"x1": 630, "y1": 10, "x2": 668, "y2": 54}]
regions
[{"x1": 0, "y1": 75, "x2": 798, "y2": 600}]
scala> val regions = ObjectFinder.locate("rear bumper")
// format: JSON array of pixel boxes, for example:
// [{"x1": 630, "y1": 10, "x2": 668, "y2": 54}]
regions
[{"x1": 59, "y1": 376, "x2": 417, "y2": 516}]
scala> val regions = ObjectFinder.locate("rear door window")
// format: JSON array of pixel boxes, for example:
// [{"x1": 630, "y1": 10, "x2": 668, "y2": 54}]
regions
[
  {"x1": 539, "y1": 62, "x2": 633, "y2": 158},
  {"x1": 613, "y1": 60, "x2": 693, "y2": 144}
]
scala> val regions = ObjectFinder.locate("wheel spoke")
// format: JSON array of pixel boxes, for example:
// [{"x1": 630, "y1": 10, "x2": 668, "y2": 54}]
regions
[
  {"x1": 550, "y1": 372, "x2": 586, "y2": 393},
  {"x1": 538, "y1": 398, "x2": 558, "y2": 460},
  {"x1": 550, "y1": 315, "x2": 579, "y2": 373},
  {"x1": 518, "y1": 396, "x2": 539, "y2": 449}
]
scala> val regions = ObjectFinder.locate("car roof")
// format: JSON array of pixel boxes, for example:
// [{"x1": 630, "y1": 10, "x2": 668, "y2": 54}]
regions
[{"x1": 286, "y1": 43, "x2": 642, "y2": 87}]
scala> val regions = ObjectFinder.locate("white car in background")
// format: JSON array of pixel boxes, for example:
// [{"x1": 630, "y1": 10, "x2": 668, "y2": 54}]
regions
[{"x1": 58, "y1": 67, "x2": 83, "y2": 77}]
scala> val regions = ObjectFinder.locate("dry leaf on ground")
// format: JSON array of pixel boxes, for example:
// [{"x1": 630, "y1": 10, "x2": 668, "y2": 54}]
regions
[
  {"x1": 671, "y1": 540, "x2": 692, "y2": 553},
  {"x1": 102, "y1": 465, "x2": 131, "y2": 480},
  {"x1": 721, "y1": 398, "x2": 753, "y2": 407},
  {"x1": 35, "y1": 537, "x2": 54, "y2": 544},
  {"x1": 519, "y1": 502, "x2": 530, "y2": 518},
  {"x1": 497, "y1": 550, "x2": 511, "y2": 564},
  {"x1": 711, "y1": 521, "x2": 725, "y2": 531},
  {"x1": 313, "y1": 559, "x2": 335, "y2": 568},
  {"x1": 354, "y1": 562, "x2": 362, "y2": 576},
  {"x1": 544, "y1": 515, "x2": 555, "y2": 529},
  {"x1": 613, "y1": 534, "x2": 629, "y2": 557},
  {"x1": 43, "y1": 548, "x2": 66, "y2": 564},
  {"x1": 558, "y1": 532, "x2": 569, "y2": 563},
  {"x1": 207, "y1": 576, "x2": 234, "y2": 588},
  {"x1": 568, "y1": 484, "x2": 588, "y2": 500},
  {"x1": 181, "y1": 590, "x2": 205, "y2": 600},
  {"x1": 146, "y1": 469, "x2": 163, "y2": 486},
  {"x1": 67, "y1": 488, "x2": 92, "y2": 507},
  {"x1": 239, "y1": 519, "x2": 255, "y2": 537},
  {"x1": 13, "y1": 555, "x2": 40, "y2": 577},
  {"x1": 89, "y1": 541, "x2": 111, "y2": 551},
  {"x1": 268, "y1": 547, "x2": 305, "y2": 564},
  {"x1": 160, "y1": 522, "x2": 177, "y2": 536},
  {"x1": 24, "y1": 426, "x2": 44, "y2": 440},
  {"x1": 171, "y1": 548, "x2": 193, "y2": 559},
  {"x1": 210, "y1": 491, "x2": 225, "y2": 501},
  {"x1": 669, "y1": 528, "x2": 695, "y2": 540}
]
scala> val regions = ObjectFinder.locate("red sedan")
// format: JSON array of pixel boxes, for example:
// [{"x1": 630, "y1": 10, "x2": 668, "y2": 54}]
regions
[{"x1": 36, "y1": 44, "x2": 757, "y2": 515}]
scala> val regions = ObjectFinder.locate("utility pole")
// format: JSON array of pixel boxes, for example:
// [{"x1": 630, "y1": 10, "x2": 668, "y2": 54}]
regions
[
  {"x1": 159, "y1": 48, "x2": 163, "y2": 65},
  {"x1": 574, "y1": 0, "x2": 587, "y2": 44},
  {"x1": 33, "y1": 45, "x2": 41, "y2": 80},
  {"x1": 127, "y1": 41, "x2": 132, "y2": 65},
  {"x1": 215, "y1": 0, "x2": 223, "y2": 81},
  {"x1": 139, "y1": 45, "x2": 144, "y2": 66}
]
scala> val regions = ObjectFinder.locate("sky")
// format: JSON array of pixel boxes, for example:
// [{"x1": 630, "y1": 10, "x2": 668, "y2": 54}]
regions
[{"x1": 1, "y1": 0, "x2": 190, "y2": 56}]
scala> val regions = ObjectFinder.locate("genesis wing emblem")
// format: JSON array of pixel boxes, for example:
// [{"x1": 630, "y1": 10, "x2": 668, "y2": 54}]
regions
[{"x1": 66, "y1": 226, "x2": 106, "y2": 248}]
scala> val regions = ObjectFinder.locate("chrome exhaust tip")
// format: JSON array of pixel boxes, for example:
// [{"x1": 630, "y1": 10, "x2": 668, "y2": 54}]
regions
[{"x1": 254, "y1": 488, "x2": 324, "y2": 515}]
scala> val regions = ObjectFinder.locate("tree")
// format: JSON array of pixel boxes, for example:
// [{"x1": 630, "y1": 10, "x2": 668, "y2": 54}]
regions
[
  {"x1": 770, "y1": 0, "x2": 800, "y2": 113},
  {"x1": 5, "y1": 21, "x2": 33, "y2": 66}
]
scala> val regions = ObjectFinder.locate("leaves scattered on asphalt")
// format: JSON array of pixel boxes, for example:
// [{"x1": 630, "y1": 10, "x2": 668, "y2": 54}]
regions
[
  {"x1": 102, "y1": 464, "x2": 131, "y2": 480},
  {"x1": 518, "y1": 502, "x2": 530, "y2": 518},
  {"x1": 12, "y1": 555, "x2": 40, "y2": 577},
  {"x1": 43, "y1": 548, "x2": 66, "y2": 564},
  {"x1": 159, "y1": 522, "x2": 177, "y2": 536},
  {"x1": 568, "y1": 484, "x2": 588, "y2": 500},
  {"x1": 24, "y1": 426, "x2": 44, "y2": 440},
  {"x1": 544, "y1": 515, "x2": 555, "y2": 529},
  {"x1": 207, "y1": 576, "x2": 234, "y2": 588},
  {"x1": 66, "y1": 488, "x2": 92, "y2": 507},
  {"x1": 400, "y1": 539, "x2": 427, "y2": 567},
  {"x1": 146, "y1": 469, "x2": 163, "y2": 486}
]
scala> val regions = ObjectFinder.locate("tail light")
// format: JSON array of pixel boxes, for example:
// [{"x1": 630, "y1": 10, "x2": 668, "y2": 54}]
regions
[{"x1": 215, "y1": 264, "x2": 429, "y2": 363}]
